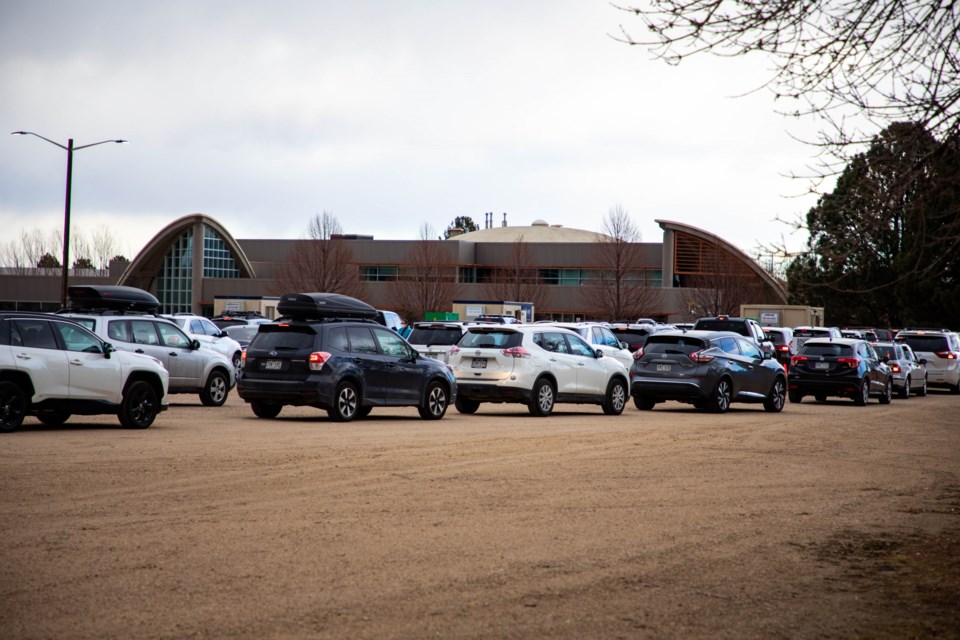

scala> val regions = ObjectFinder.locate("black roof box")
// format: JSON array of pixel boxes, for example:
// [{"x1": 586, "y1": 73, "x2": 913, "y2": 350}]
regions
[
  {"x1": 66, "y1": 285, "x2": 159, "y2": 312},
  {"x1": 277, "y1": 292, "x2": 377, "y2": 320}
]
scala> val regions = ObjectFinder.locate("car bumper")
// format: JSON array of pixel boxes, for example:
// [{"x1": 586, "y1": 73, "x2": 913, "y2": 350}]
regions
[
  {"x1": 237, "y1": 378, "x2": 332, "y2": 406},
  {"x1": 788, "y1": 374, "x2": 861, "y2": 397},
  {"x1": 456, "y1": 382, "x2": 532, "y2": 403},
  {"x1": 630, "y1": 377, "x2": 709, "y2": 401}
]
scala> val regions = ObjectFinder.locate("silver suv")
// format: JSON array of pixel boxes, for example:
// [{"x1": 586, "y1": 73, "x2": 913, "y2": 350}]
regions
[
  {"x1": 894, "y1": 329, "x2": 960, "y2": 393},
  {"x1": 59, "y1": 286, "x2": 236, "y2": 406},
  {"x1": 163, "y1": 314, "x2": 244, "y2": 372}
]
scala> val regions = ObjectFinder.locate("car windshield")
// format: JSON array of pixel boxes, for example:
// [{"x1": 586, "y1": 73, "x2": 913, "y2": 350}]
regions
[
  {"x1": 407, "y1": 327, "x2": 463, "y2": 346},
  {"x1": 458, "y1": 330, "x2": 522, "y2": 349},
  {"x1": 896, "y1": 335, "x2": 949, "y2": 352},
  {"x1": 643, "y1": 335, "x2": 708, "y2": 355},
  {"x1": 695, "y1": 320, "x2": 749, "y2": 336},
  {"x1": 800, "y1": 343, "x2": 854, "y2": 357}
]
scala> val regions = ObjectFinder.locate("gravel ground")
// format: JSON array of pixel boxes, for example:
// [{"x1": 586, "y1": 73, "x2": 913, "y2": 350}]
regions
[{"x1": 1, "y1": 390, "x2": 958, "y2": 639}]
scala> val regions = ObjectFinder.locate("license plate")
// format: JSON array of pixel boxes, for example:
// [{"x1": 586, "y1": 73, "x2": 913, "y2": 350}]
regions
[
  {"x1": 814, "y1": 362, "x2": 830, "y2": 370},
  {"x1": 656, "y1": 364, "x2": 672, "y2": 372},
  {"x1": 471, "y1": 358, "x2": 487, "y2": 369},
  {"x1": 265, "y1": 359, "x2": 283, "y2": 370}
]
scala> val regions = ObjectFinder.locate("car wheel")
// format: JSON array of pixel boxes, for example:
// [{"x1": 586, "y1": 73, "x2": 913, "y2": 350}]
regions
[
  {"x1": 853, "y1": 378, "x2": 870, "y2": 406},
  {"x1": 232, "y1": 351, "x2": 243, "y2": 371},
  {"x1": 356, "y1": 406, "x2": 373, "y2": 418},
  {"x1": 418, "y1": 381, "x2": 448, "y2": 420},
  {"x1": 633, "y1": 396, "x2": 657, "y2": 411},
  {"x1": 917, "y1": 376, "x2": 927, "y2": 397},
  {"x1": 788, "y1": 390, "x2": 803, "y2": 404},
  {"x1": 119, "y1": 380, "x2": 159, "y2": 429},
  {"x1": 251, "y1": 401, "x2": 282, "y2": 419},
  {"x1": 528, "y1": 378, "x2": 555, "y2": 417},
  {"x1": 328, "y1": 382, "x2": 359, "y2": 422},
  {"x1": 879, "y1": 378, "x2": 892, "y2": 405},
  {"x1": 0, "y1": 381, "x2": 27, "y2": 432},
  {"x1": 898, "y1": 377, "x2": 910, "y2": 399},
  {"x1": 602, "y1": 378, "x2": 627, "y2": 415},
  {"x1": 763, "y1": 378, "x2": 786, "y2": 413},
  {"x1": 36, "y1": 410, "x2": 71, "y2": 426},
  {"x1": 200, "y1": 370, "x2": 229, "y2": 407},
  {"x1": 455, "y1": 397, "x2": 480, "y2": 414},
  {"x1": 707, "y1": 378, "x2": 732, "y2": 413},
  {"x1": 951, "y1": 382, "x2": 960, "y2": 395}
]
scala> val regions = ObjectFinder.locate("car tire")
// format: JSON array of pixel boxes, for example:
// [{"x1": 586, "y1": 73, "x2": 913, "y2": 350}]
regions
[
  {"x1": 200, "y1": 370, "x2": 229, "y2": 407},
  {"x1": 455, "y1": 397, "x2": 480, "y2": 414},
  {"x1": 763, "y1": 378, "x2": 786, "y2": 413},
  {"x1": 0, "y1": 381, "x2": 27, "y2": 433},
  {"x1": 356, "y1": 406, "x2": 372, "y2": 418},
  {"x1": 418, "y1": 381, "x2": 448, "y2": 420},
  {"x1": 788, "y1": 390, "x2": 803, "y2": 404},
  {"x1": 917, "y1": 377, "x2": 927, "y2": 397},
  {"x1": 602, "y1": 378, "x2": 627, "y2": 416},
  {"x1": 898, "y1": 377, "x2": 910, "y2": 399},
  {"x1": 879, "y1": 378, "x2": 892, "y2": 405},
  {"x1": 119, "y1": 380, "x2": 159, "y2": 429},
  {"x1": 853, "y1": 378, "x2": 870, "y2": 406},
  {"x1": 950, "y1": 382, "x2": 960, "y2": 395},
  {"x1": 634, "y1": 396, "x2": 657, "y2": 411},
  {"x1": 36, "y1": 410, "x2": 70, "y2": 426},
  {"x1": 251, "y1": 401, "x2": 282, "y2": 419},
  {"x1": 232, "y1": 351, "x2": 243, "y2": 372},
  {"x1": 528, "y1": 378, "x2": 555, "y2": 417},
  {"x1": 328, "y1": 382, "x2": 359, "y2": 422},
  {"x1": 707, "y1": 378, "x2": 732, "y2": 413}
]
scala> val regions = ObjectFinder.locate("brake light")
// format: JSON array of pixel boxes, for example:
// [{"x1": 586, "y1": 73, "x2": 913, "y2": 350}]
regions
[
  {"x1": 837, "y1": 357, "x2": 860, "y2": 368},
  {"x1": 241, "y1": 349, "x2": 247, "y2": 365},
  {"x1": 633, "y1": 346, "x2": 645, "y2": 359},
  {"x1": 689, "y1": 350, "x2": 714, "y2": 363},
  {"x1": 936, "y1": 351, "x2": 957, "y2": 359},
  {"x1": 278, "y1": 323, "x2": 290, "y2": 327},
  {"x1": 501, "y1": 346, "x2": 531, "y2": 358},
  {"x1": 889, "y1": 364, "x2": 901, "y2": 373},
  {"x1": 791, "y1": 355, "x2": 808, "y2": 366},
  {"x1": 777, "y1": 345, "x2": 789, "y2": 352},
  {"x1": 308, "y1": 351, "x2": 332, "y2": 371}
]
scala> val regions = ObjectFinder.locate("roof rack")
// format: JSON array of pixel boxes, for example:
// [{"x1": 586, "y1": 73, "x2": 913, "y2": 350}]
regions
[
  {"x1": 61, "y1": 285, "x2": 160, "y2": 314},
  {"x1": 276, "y1": 292, "x2": 379, "y2": 321}
]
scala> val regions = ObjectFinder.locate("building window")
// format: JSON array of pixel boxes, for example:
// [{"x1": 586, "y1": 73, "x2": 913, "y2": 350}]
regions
[
  {"x1": 361, "y1": 266, "x2": 399, "y2": 282},
  {"x1": 203, "y1": 226, "x2": 240, "y2": 278},
  {"x1": 157, "y1": 228, "x2": 193, "y2": 314}
]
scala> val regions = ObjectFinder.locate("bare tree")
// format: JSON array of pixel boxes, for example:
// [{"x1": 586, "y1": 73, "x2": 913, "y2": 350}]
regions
[
  {"x1": 272, "y1": 212, "x2": 366, "y2": 298},
  {"x1": 582, "y1": 205, "x2": 662, "y2": 321},
  {"x1": 388, "y1": 225, "x2": 461, "y2": 322},
  {"x1": 481, "y1": 235, "x2": 548, "y2": 311},
  {"x1": 0, "y1": 227, "x2": 62, "y2": 273},
  {"x1": 679, "y1": 250, "x2": 767, "y2": 318},
  {"x1": 91, "y1": 225, "x2": 119, "y2": 270}
]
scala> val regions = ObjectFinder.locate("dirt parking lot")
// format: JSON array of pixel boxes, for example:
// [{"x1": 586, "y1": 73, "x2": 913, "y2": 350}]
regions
[{"x1": 2, "y1": 390, "x2": 959, "y2": 639}]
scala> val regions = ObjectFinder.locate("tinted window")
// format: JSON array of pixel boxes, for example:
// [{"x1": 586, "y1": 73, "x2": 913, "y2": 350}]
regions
[
  {"x1": 535, "y1": 331, "x2": 571, "y2": 354},
  {"x1": 896, "y1": 335, "x2": 949, "y2": 352},
  {"x1": 407, "y1": 327, "x2": 463, "y2": 346},
  {"x1": 718, "y1": 337, "x2": 740, "y2": 354},
  {"x1": 800, "y1": 343, "x2": 854, "y2": 357},
  {"x1": 346, "y1": 327, "x2": 378, "y2": 354},
  {"x1": 131, "y1": 320, "x2": 160, "y2": 345},
  {"x1": 875, "y1": 345, "x2": 897, "y2": 360},
  {"x1": 643, "y1": 335, "x2": 707, "y2": 355},
  {"x1": 459, "y1": 330, "x2": 521, "y2": 349},
  {"x1": 15, "y1": 319, "x2": 58, "y2": 350},
  {"x1": 251, "y1": 326, "x2": 316, "y2": 350},
  {"x1": 373, "y1": 327, "x2": 409, "y2": 357},
  {"x1": 325, "y1": 327, "x2": 350, "y2": 352},
  {"x1": 108, "y1": 320, "x2": 132, "y2": 342},
  {"x1": 795, "y1": 328, "x2": 832, "y2": 337},
  {"x1": 764, "y1": 331, "x2": 788, "y2": 346},
  {"x1": 694, "y1": 320, "x2": 750, "y2": 336},
  {"x1": 738, "y1": 338, "x2": 762, "y2": 359}
]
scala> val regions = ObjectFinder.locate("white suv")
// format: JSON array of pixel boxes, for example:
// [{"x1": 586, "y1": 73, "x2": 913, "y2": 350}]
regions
[
  {"x1": 0, "y1": 312, "x2": 169, "y2": 432},
  {"x1": 895, "y1": 329, "x2": 960, "y2": 393},
  {"x1": 534, "y1": 322, "x2": 633, "y2": 370},
  {"x1": 163, "y1": 314, "x2": 244, "y2": 372},
  {"x1": 447, "y1": 324, "x2": 629, "y2": 416}
]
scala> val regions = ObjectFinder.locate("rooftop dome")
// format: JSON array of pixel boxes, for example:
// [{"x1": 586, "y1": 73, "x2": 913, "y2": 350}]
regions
[{"x1": 451, "y1": 222, "x2": 611, "y2": 243}]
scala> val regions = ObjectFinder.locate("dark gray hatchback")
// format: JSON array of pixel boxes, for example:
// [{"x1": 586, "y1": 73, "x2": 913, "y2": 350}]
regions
[{"x1": 629, "y1": 330, "x2": 787, "y2": 413}]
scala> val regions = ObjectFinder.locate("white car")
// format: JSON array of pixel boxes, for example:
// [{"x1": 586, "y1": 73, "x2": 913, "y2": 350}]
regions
[
  {"x1": 447, "y1": 324, "x2": 629, "y2": 416},
  {"x1": 535, "y1": 322, "x2": 634, "y2": 370},
  {"x1": 406, "y1": 321, "x2": 467, "y2": 364},
  {"x1": 0, "y1": 312, "x2": 169, "y2": 432},
  {"x1": 164, "y1": 314, "x2": 244, "y2": 372},
  {"x1": 895, "y1": 329, "x2": 960, "y2": 393}
]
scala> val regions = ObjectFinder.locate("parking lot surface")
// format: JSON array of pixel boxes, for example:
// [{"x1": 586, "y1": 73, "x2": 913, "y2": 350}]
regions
[{"x1": 2, "y1": 393, "x2": 959, "y2": 639}]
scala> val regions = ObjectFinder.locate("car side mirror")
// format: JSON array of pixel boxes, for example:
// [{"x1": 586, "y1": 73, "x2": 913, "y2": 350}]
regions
[
  {"x1": 620, "y1": 341, "x2": 629, "y2": 350},
  {"x1": 595, "y1": 348, "x2": 604, "y2": 359},
  {"x1": 919, "y1": 358, "x2": 927, "y2": 365},
  {"x1": 762, "y1": 351, "x2": 772, "y2": 360},
  {"x1": 190, "y1": 339, "x2": 202, "y2": 350},
  {"x1": 103, "y1": 342, "x2": 114, "y2": 358}
]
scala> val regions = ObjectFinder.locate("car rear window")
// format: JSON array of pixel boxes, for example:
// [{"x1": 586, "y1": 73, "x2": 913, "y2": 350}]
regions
[
  {"x1": 643, "y1": 335, "x2": 708, "y2": 355},
  {"x1": 795, "y1": 328, "x2": 831, "y2": 337},
  {"x1": 250, "y1": 325, "x2": 316, "y2": 350},
  {"x1": 874, "y1": 345, "x2": 897, "y2": 360},
  {"x1": 458, "y1": 330, "x2": 522, "y2": 349},
  {"x1": 407, "y1": 327, "x2": 463, "y2": 346},
  {"x1": 896, "y1": 335, "x2": 949, "y2": 352},
  {"x1": 610, "y1": 328, "x2": 651, "y2": 342},
  {"x1": 799, "y1": 343, "x2": 854, "y2": 357},
  {"x1": 764, "y1": 331, "x2": 788, "y2": 345},
  {"x1": 694, "y1": 320, "x2": 749, "y2": 336}
]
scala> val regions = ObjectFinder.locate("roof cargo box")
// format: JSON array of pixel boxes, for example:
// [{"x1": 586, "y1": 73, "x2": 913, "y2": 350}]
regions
[
  {"x1": 66, "y1": 285, "x2": 159, "y2": 312},
  {"x1": 277, "y1": 292, "x2": 377, "y2": 320}
]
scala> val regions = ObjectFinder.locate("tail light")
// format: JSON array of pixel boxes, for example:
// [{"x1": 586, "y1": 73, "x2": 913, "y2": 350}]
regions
[
  {"x1": 241, "y1": 349, "x2": 247, "y2": 366},
  {"x1": 449, "y1": 345, "x2": 460, "y2": 355},
  {"x1": 308, "y1": 351, "x2": 332, "y2": 371},
  {"x1": 689, "y1": 350, "x2": 714, "y2": 363},
  {"x1": 501, "y1": 346, "x2": 531, "y2": 358},
  {"x1": 633, "y1": 346, "x2": 645, "y2": 359},
  {"x1": 777, "y1": 345, "x2": 790, "y2": 352},
  {"x1": 791, "y1": 355, "x2": 808, "y2": 366},
  {"x1": 837, "y1": 357, "x2": 860, "y2": 368},
  {"x1": 935, "y1": 351, "x2": 957, "y2": 359},
  {"x1": 889, "y1": 364, "x2": 901, "y2": 373}
]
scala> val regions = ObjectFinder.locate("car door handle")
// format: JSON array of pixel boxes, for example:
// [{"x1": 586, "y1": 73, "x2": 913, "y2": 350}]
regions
[
  {"x1": 15, "y1": 353, "x2": 31, "y2": 360},
  {"x1": 135, "y1": 349, "x2": 145, "y2": 353},
  {"x1": 69, "y1": 359, "x2": 84, "y2": 366},
  {"x1": 168, "y1": 352, "x2": 178, "y2": 357}
]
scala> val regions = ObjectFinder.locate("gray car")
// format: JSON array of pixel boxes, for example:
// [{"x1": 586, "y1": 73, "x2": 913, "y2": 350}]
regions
[
  {"x1": 629, "y1": 330, "x2": 787, "y2": 413},
  {"x1": 872, "y1": 341, "x2": 928, "y2": 398}
]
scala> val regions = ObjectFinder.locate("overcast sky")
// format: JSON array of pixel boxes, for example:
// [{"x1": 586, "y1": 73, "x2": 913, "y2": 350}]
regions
[{"x1": 1, "y1": 0, "x2": 822, "y2": 262}]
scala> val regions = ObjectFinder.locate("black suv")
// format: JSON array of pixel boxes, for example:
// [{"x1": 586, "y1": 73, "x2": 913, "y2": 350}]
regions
[{"x1": 237, "y1": 293, "x2": 457, "y2": 421}]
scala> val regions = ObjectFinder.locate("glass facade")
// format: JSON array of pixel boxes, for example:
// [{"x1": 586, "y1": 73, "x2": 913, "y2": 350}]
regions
[
  {"x1": 360, "y1": 265, "x2": 399, "y2": 282},
  {"x1": 157, "y1": 225, "x2": 240, "y2": 313}
]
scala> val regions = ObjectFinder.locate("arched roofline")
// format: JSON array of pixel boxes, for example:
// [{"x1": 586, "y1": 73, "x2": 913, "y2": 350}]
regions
[
  {"x1": 118, "y1": 213, "x2": 256, "y2": 287},
  {"x1": 656, "y1": 219, "x2": 787, "y2": 302}
]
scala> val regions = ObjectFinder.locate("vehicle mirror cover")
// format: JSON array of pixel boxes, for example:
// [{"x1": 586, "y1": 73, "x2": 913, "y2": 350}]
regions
[
  {"x1": 595, "y1": 348, "x2": 603, "y2": 358},
  {"x1": 191, "y1": 339, "x2": 201, "y2": 350},
  {"x1": 103, "y1": 342, "x2": 114, "y2": 357}
]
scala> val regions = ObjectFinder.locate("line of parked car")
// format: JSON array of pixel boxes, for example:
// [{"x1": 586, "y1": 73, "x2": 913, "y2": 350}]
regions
[{"x1": 3, "y1": 289, "x2": 958, "y2": 433}]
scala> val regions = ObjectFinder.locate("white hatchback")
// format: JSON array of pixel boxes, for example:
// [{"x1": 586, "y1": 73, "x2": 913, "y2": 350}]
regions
[{"x1": 448, "y1": 325, "x2": 630, "y2": 416}]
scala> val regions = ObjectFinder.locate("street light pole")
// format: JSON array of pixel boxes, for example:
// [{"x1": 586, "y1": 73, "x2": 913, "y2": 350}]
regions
[{"x1": 11, "y1": 131, "x2": 128, "y2": 307}]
